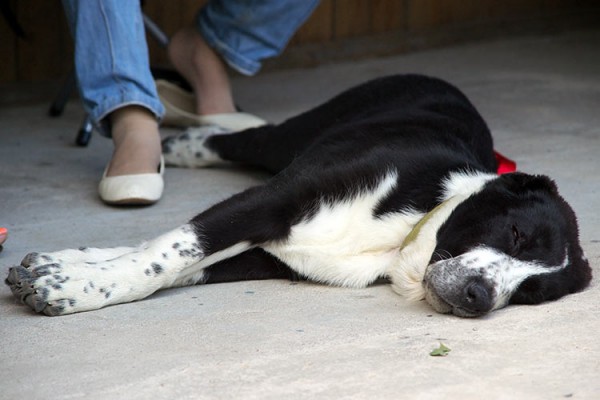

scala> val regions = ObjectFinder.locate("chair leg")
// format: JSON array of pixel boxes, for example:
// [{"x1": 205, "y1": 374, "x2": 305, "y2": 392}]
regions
[
  {"x1": 49, "y1": 71, "x2": 77, "y2": 117},
  {"x1": 75, "y1": 115, "x2": 94, "y2": 147}
]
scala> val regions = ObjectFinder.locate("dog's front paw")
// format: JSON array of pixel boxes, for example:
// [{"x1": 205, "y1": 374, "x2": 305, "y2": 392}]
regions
[
  {"x1": 5, "y1": 248, "x2": 153, "y2": 316},
  {"x1": 6, "y1": 254, "x2": 79, "y2": 316},
  {"x1": 162, "y1": 126, "x2": 230, "y2": 168},
  {"x1": 6, "y1": 226, "x2": 203, "y2": 316}
]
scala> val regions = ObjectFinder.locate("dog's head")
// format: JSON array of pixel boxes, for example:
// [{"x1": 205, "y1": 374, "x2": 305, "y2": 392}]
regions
[{"x1": 424, "y1": 173, "x2": 592, "y2": 317}]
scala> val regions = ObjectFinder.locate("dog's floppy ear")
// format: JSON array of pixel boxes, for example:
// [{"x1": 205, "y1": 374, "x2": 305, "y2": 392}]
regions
[{"x1": 499, "y1": 172, "x2": 559, "y2": 195}]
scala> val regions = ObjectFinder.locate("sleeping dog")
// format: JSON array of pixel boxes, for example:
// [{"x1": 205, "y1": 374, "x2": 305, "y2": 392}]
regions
[{"x1": 6, "y1": 74, "x2": 592, "y2": 317}]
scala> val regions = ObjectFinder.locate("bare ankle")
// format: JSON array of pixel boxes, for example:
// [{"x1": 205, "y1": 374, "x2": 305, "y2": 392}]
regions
[
  {"x1": 111, "y1": 105, "x2": 158, "y2": 134},
  {"x1": 106, "y1": 106, "x2": 161, "y2": 177},
  {"x1": 168, "y1": 27, "x2": 236, "y2": 115}
]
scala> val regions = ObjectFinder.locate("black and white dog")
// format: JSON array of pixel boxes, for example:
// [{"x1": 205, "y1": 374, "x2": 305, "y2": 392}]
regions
[{"x1": 6, "y1": 75, "x2": 592, "y2": 317}]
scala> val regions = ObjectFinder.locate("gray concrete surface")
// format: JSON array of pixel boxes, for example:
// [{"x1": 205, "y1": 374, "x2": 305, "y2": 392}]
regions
[{"x1": 1, "y1": 30, "x2": 599, "y2": 400}]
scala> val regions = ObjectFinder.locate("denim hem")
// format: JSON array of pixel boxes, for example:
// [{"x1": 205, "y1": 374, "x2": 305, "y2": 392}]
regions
[
  {"x1": 89, "y1": 92, "x2": 165, "y2": 138},
  {"x1": 197, "y1": 21, "x2": 260, "y2": 76},
  {"x1": 195, "y1": 0, "x2": 320, "y2": 76}
]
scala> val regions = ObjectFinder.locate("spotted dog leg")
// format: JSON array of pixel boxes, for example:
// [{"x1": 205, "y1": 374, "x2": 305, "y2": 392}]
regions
[
  {"x1": 5, "y1": 225, "x2": 207, "y2": 316},
  {"x1": 20, "y1": 246, "x2": 136, "y2": 267},
  {"x1": 162, "y1": 125, "x2": 231, "y2": 168},
  {"x1": 6, "y1": 174, "x2": 301, "y2": 316}
]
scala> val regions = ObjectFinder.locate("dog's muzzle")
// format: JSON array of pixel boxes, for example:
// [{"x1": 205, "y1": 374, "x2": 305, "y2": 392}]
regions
[{"x1": 423, "y1": 257, "x2": 495, "y2": 318}]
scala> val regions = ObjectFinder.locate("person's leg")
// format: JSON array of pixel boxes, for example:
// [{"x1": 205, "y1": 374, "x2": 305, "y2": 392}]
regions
[
  {"x1": 198, "y1": 0, "x2": 320, "y2": 75},
  {"x1": 168, "y1": 27, "x2": 236, "y2": 116},
  {"x1": 168, "y1": 0, "x2": 320, "y2": 116},
  {"x1": 108, "y1": 106, "x2": 161, "y2": 176},
  {"x1": 62, "y1": 0, "x2": 163, "y2": 177}
]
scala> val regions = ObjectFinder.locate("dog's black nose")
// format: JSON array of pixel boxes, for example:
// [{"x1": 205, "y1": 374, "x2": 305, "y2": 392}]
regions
[{"x1": 460, "y1": 279, "x2": 493, "y2": 314}]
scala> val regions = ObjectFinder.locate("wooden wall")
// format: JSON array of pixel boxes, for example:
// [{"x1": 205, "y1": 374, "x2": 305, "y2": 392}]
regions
[{"x1": 1, "y1": 0, "x2": 599, "y2": 84}]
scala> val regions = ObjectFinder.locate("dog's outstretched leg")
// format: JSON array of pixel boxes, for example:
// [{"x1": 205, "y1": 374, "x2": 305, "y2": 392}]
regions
[
  {"x1": 6, "y1": 225, "x2": 207, "y2": 315},
  {"x1": 6, "y1": 181, "x2": 297, "y2": 316}
]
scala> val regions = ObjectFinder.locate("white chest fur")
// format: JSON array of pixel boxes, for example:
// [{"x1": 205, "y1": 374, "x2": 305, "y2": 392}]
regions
[{"x1": 264, "y1": 172, "x2": 423, "y2": 288}]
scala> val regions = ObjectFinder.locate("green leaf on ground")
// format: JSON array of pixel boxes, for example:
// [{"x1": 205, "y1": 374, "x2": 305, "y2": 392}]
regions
[{"x1": 430, "y1": 342, "x2": 451, "y2": 357}]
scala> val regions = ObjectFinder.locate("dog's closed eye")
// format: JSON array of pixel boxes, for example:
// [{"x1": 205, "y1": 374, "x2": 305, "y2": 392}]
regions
[
  {"x1": 512, "y1": 225, "x2": 520, "y2": 243},
  {"x1": 511, "y1": 224, "x2": 527, "y2": 254}
]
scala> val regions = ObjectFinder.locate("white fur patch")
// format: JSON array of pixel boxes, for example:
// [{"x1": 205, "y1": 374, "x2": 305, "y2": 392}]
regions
[
  {"x1": 265, "y1": 171, "x2": 423, "y2": 288},
  {"x1": 162, "y1": 126, "x2": 230, "y2": 168},
  {"x1": 30, "y1": 246, "x2": 136, "y2": 265},
  {"x1": 440, "y1": 170, "x2": 497, "y2": 201}
]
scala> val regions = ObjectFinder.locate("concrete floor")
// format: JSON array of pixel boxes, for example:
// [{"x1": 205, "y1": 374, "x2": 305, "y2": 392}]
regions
[{"x1": 1, "y1": 30, "x2": 599, "y2": 399}]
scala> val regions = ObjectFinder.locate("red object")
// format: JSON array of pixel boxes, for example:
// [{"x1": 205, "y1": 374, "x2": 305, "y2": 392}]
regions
[
  {"x1": 0, "y1": 227, "x2": 7, "y2": 247},
  {"x1": 494, "y1": 151, "x2": 517, "y2": 175}
]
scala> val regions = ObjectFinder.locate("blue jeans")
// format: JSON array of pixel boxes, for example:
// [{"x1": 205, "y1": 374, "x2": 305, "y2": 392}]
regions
[{"x1": 62, "y1": 0, "x2": 320, "y2": 135}]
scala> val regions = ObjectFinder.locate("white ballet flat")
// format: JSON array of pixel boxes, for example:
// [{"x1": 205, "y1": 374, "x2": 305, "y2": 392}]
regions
[
  {"x1": 156, "y1": 79, "x2": 267, "y2": 130},
  {"x1": 98, "y1": 156, "x2": 165, "y2": 205}
]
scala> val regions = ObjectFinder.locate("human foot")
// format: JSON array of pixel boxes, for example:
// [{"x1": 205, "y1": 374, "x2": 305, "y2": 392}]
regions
[
  {"x1": 99, "y1": 106, "x2": 164, "y2": 205},
  {"x1": 106, "y1": 106, "x2": 162, "y2": 177},
  {"x1": 168, "y1": 26, "x2": 236, "y2": 116}
]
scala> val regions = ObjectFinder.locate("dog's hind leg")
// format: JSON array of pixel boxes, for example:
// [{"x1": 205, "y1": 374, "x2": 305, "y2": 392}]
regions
[
  {"x1": 162, "y1": 125, "x2": 233, "y2": 169},
  {"x1": 162, "y1": 82, "x2": 375, "y2": 173},
  {"x1": 161, "y1": 123, "x2": 301, "y2": 173},
  {"x1": 173, "y1": 248, "x2": 300, "y2": 287}
]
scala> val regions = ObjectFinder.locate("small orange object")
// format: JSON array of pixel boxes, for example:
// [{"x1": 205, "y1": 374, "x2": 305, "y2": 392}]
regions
[{"x1": 0, "y1": 227, "x2": 7, "y2": 247}]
